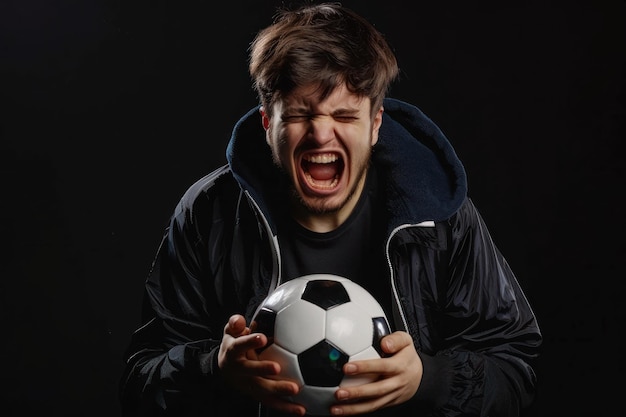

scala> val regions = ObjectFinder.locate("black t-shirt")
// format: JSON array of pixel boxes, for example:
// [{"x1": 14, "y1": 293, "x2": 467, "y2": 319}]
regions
[{"x1": 277, "y1": 167, "x2": 392, "y2": 323}]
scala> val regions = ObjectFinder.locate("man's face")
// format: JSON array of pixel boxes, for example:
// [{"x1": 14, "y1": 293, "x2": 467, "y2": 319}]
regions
[{"x1": 261, "y1": 83, "x2": 382, "y2": 226}]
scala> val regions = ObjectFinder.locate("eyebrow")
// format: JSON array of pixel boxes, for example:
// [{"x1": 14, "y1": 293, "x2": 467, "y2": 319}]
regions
[{"x1": 330, "y1": 108, "x2": 360, "y2": 116}]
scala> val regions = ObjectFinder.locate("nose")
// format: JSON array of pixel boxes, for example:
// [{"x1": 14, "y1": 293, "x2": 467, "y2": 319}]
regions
[{"x1": 308, "y1": 116, "x2": 335, "y2": 145}]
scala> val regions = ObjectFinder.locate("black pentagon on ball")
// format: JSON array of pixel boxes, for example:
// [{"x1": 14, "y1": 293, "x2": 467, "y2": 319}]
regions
[
  {"x1": 298, "y1": 339, "x2": 349, "y2": 387},
  {"x1": 372, "y1": 316, "x2": 391, "y2": 357},
  {"x1": 301, "y1": 279, "x2": 350, "y2": 310},
  {"x1": 251, "y1": 307, "x2": 276, "y2": 352}
]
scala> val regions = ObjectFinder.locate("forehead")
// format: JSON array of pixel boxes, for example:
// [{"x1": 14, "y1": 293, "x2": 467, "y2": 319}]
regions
[{"x1": 278, "y1": 83, "x2": 369, "y2": 111}]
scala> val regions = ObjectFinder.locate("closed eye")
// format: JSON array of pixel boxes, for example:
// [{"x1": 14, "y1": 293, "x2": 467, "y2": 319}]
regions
[
  {"x1": 333, "y1": 115, "x2": 358, "y2": 122},
  {"x1": 281, "y1": 115, "x2": 310, "y2": 123},
  {"x1": 281, "y1": 113, "x2": 359, "y2": 123}
]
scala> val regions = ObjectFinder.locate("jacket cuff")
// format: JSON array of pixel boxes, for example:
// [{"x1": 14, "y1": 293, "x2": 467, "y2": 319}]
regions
[
  {"x1": 172, "y1": 340, "x2": 221, "y2": 377},
  {"x1": 410, "y1": 351, "x2": 453, "y2": 409}
]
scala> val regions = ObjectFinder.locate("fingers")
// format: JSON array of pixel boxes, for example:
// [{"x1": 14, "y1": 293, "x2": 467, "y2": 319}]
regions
[
  {"x1": 219, "y1": 315, "x2": 307, "y2": 416},
  {"x1": 331, "y1": 395, "x2": 387, "y2": 416},
  {"x1": 344, "y1": 331, "x2": 412, "y2": 375},
  {"x1": 331, "y1": 377, "x2": 405, "y2": 416},
  {"x1": 219, "y1": 315, "x2": 274, "y2": 374},
  {"x1": 258, "y1": 385, "x2": 306, "y2": 417},
  {"x1": 224, "y1": 314, "x2": 249, "y2": 336},
  {"x1": 223, "y1": 315, "x2": 266, "y2": 361},
  {"x1": 380, "y1": 331, "x2": 413, "y2": 355},
  {"x1": 256, "y1": 377, "x2": 300, "y2": 397},
  {"x1": 330, "y1": 331, "x2": 422, "y2": 415},
  {"x1": 263, "y1": 397, "x2": 306, "y2": 416},
  {"x1": 242, "y1": 375, "x2": 305, "y2": 415},
  {"x1": 223, "y1": 334, "x2": 274, "y2": 370}
]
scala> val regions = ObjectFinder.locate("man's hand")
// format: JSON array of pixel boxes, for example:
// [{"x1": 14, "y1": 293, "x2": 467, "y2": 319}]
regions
[
  {"x1": 218, "y1": 314, "x2": 306, "y2": 416},
  {"x1": 330, "y1": 331, "x2": 423, "y2": 415}
]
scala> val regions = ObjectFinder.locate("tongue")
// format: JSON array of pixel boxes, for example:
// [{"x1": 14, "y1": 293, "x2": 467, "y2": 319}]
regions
[{"x1": 307, "y1": 162, "x2": 339, "y2": 180}]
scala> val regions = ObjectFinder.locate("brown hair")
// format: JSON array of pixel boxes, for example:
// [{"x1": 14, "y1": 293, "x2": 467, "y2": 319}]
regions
[{"x1": 249, "y1": 2, "x2": 399, "y2": 117}]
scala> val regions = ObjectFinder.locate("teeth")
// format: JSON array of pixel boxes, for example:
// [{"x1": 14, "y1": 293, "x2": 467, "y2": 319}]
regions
[{"x1": 305, "y1": 154, "x2": 338, "y2": 163}]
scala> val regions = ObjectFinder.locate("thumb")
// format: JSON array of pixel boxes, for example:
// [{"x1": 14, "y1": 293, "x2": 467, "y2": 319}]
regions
[
  {"x1": 381, "y1": 331, "x2": 412, "y2": 355},
  {"x1": 225, "y1": 314, "x2": 248, "y2": 336}
]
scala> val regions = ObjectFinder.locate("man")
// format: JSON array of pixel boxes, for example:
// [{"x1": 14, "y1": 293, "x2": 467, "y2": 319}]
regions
[{"x1": 119, "y1": 3, "x2": 542, "y2": 416}]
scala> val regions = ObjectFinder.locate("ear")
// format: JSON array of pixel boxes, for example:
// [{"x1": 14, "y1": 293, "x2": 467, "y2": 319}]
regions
[
  {"x1": 259, "y1": 106, "x2": 270, "y2": 130},
  {"x1": 370, "y1": 107, "x2": 384, "y2": 146}
]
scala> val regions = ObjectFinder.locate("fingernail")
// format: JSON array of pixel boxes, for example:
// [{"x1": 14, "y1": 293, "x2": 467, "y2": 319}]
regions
[
  {"x1": 344, "y1": 364, "x2": 356, "y2": 374},
  {"x1": 336, "y1": 389, "x2": 348, "y2": 400},
  {"x1": 331, "y1": 406, "x2": 343, "y2": 415},
  {"x1": 384, "y1": 338, "x2": 393, "y2": 351}
]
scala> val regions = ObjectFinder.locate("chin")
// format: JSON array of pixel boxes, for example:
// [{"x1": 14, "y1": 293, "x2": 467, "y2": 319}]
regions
[{"x1": 297, "y1": 192, "x2": 352, "y2": 216}]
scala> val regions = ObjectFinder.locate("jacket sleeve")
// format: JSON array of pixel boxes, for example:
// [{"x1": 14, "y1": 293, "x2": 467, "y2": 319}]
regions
[
  {"x1": 407, "y1": 198, "x2": 542, "y2": 416},
  {"x1": 118, "y1": 171, "x2": 258, "y2": 416}
]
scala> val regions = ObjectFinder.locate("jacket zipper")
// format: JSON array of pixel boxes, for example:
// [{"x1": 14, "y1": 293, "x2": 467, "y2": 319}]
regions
[
  {"x1": 385, "y1": 221, "x2": 436, "y2": 334},
  {"x1": 243, "y1": 190, "x2": 282, "y2": 292}
]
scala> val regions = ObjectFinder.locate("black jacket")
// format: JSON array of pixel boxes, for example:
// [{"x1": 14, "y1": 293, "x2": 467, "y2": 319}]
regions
[{"x1": 119, "y1": 98, "x2": 542, "y2": 416}]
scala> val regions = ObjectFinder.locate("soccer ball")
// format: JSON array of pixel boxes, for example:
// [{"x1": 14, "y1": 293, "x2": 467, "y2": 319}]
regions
[{"x1": 250, "y1": 274, "x2": 391, "y2": 416}]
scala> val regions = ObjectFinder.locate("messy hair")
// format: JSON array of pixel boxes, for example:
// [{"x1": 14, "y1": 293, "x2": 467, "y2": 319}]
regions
[{"x1": 249, "y1": 2, "x2": 399, "y2": 117}]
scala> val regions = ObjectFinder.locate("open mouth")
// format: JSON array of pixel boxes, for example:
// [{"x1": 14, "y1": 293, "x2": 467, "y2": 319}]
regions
[{"x1": 301, "y1": 153, "x2": 344, "y2": 190}]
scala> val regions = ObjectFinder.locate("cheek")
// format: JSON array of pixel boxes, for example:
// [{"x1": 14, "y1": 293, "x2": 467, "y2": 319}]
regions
[
  {"x1": 277, "y1": 126, "x2": 301, "y2": 152},
  {"x1": 356, "y1": 140, "x2": 373, "y2": 162},
  {"x1": 265, "y1": 128, "x2": 282, "y2": 164},
  {"x1": 342, "y1": 127, "x2": 374, "y2": 156},
  {"x1": 267, "y1": 129, "x2": 295, "y2": 167}
]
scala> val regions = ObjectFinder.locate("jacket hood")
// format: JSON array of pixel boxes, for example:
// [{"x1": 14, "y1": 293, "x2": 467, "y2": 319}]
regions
[
  {"x1": 226, "y1": 98, "x2": 467, "y2": 232},
  {"x1": 374, "y1": 98, "x2": 467, "y2": 225}
]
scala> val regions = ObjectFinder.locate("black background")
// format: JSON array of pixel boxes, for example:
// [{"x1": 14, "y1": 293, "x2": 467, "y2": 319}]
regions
[{"x1": 2, "y1": 1, "x2": 624, "y2": 416}]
